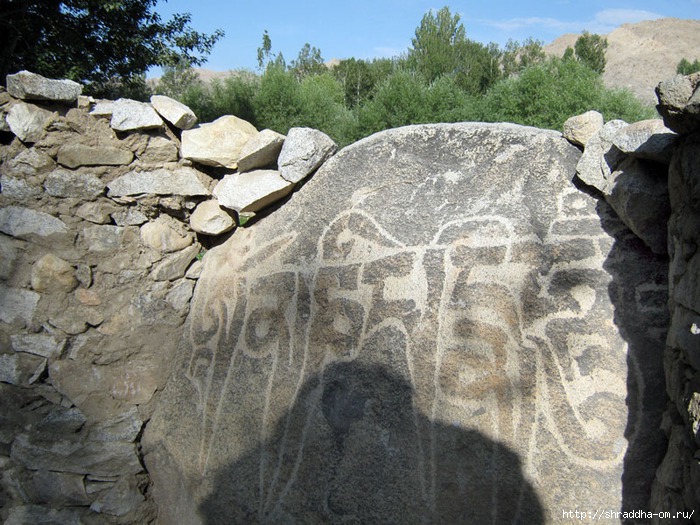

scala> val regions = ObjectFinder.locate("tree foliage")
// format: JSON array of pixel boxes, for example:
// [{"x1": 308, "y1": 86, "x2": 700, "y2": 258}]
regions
[
  {"x1": 502, "y1": 38, "x2": 546, "y2": 77},
  {"x1": 290, "y1": 43, "x2": 326, "y2": 80},
  {"x1": 407, "y1": 6, "x2": 500, "y2": 94},
  {"x1": 573, "y1": 31, "x2": 608, "y2": 74},
  {"x1": 332, "y1": 57, "x2": 400, "y2": 108},
  {"x1": 677, "y1": 58, "x2": 700, "y2": 75},
  {"x1": 0, "y1": 0, "x2": 223, "y2": 97},
  {"x1": 479, "y1": 57, "x2": 654, "y2": 129}
]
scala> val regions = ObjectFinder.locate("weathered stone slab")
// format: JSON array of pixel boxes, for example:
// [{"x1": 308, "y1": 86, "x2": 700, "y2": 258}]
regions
[
  {"x1": 90, "y1": 476, "x2": 145, "y2": 516},
  {"x1": 278, "y1": 126, "x2": 337, "y2": 183},
  {"x1": 32, "y1": 470, "x2": 91, "y2": 506},
  {"x1": 140, "y1": 216, "x2": 193, "y2": 253},
  {"x1": 11, "y1": 333, "x2": 66, "y2": 359},
  {"x1": 145, "y1": 123, "x2": 668, "y2": 523},
  {"x1": 141, "y1": 136, "x2": 179, "y2": 164},
  {"x1": 89, "y1": 406, "x2": 143, "y2": 443},
  {"x1": 237, "y1": 129, "x2": 286, "y2": 172},
  {"x1": 111, "y1": 207, "x2": 148, "y2": 226},
  {"x1": 11, "y1": 432, "x2": 142, "y2": 476},
  {"x1": 4, "y1": 505, "x2": 86, "y2": 525},
  {"x1": 0, "y1": 235, "x2": 20, "y2": 281},
  {"x1": 82, "y1": 225, "x2": 124, "y2": 252},
  {"x1": 612, "y1": 119, "x2": 677, "y2": 163},
  {"x1": 107, "y1": 167, "x2": 210, "y2": 197},
  {"x1": 0, "y1": 353, "x2": 45, "y2": 385},
  {"x1": 49, "y1": 357, "x2": 162, "y2": 419},
  {"x1": 57, "y1": 143, "x2": 134, "y2": 168},
  {"x1": 6, "y1": 70, "x2": 82, "y2": 103},
  {"x1": 180, "y1": 115, "x2": 258, "y2": 168},
  {"x1": 76, "y1": 201, "x2": 118, "y2": 224},
  {"x1": 213, "y1": 169, "x2": 294, "y2": 213},
  {"x1": 90, "y1": 100, "x2": 115, "y2": 117},
  {"x1": 150, "y1": 244, "x2": 200, "y2": 281},
  {"x1": 150, "y1": 95, "x2": 197, "y2": 130},
  {"x1": 0, "y1": 174, "x2": 42, "y2": 200},
  {"x1": 110, "y1": 98, "x2": 163, "y2": 132},
  {"x1": 0, "y1": 206, "x2": 70, "y2": 243},
  {"x1": 576, "y1": 119, "x2": 628, "y2": 193},
  {"x1": 44, "y1": 168, "x2": 105, "y2": 199},
  {"x1": 0, "y1": 284, "x2": 40, "y2": 325},
  {"x1": 6, "y1": 102, "x2": 53, "y2": 142},
  {"x1": 0, "y1": 148, "x2": 55, "y2": 178}
]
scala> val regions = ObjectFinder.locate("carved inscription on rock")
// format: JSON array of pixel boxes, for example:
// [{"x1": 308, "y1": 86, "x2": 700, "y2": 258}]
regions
[{"x1": 145, "y1": 124, "x2": 667, "y2": 524}]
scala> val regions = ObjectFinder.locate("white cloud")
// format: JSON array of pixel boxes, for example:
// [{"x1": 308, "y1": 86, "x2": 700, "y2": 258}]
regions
[
  {"x1": 478, "y1": 8, "x2": 665, "y2": 37},
  {"x1": 589, "y1": 9, "x2": 664, "y2": 31},
  {"x1": 482, "y1": 16, "x2": 581, "y2": 33}
]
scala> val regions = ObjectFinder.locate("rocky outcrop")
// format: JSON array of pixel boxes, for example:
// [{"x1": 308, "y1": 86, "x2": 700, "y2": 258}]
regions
[
  {"x1": 0, "y1": 71, "x2": 337, "y2": 525},
  {"x1": 145, "y1": 122, "x2": 668, "y2": 523},
  {"x1": 650, "y1": 73, "x2": 700, "y2": 523},
  {"x1": 570, "y1": 114, "x2": 675, "y2": 255}
]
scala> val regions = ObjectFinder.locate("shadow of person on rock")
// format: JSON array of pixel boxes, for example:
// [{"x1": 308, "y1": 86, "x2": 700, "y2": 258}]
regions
[{"x1": 198, "y1": 360, "x2": 544, "y2": 524}]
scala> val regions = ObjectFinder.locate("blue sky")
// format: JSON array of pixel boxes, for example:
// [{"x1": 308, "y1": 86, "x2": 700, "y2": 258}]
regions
[{"x1": 152, "y1": 0, "x2": 699, "y2": 74}]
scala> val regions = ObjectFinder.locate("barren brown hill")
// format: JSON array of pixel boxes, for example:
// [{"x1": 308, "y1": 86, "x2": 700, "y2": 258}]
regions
[{"x1": 544, "y1": 18, "x2": 700, "y2": 105}]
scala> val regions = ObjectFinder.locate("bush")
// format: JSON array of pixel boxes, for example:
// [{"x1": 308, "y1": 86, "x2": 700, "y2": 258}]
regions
[
  {"x1": 597, "y1": 88, "x2": 657, "y2": 123},
  {"x1": 479, "y1": 58, "x2": 654, "y2": 130},
  {"x1": 297, "y1": 73, "x2": 358, "y2": 147},
  {"x1": 181, "y1": 73, "x2": 259, "y2": 124},
  {"x1": 356, "y1": 70, "x2": 429, "y2": 136},
  {"x1": 253, "y1": 66, "x2": 303, "y2": 134},
  {"x1": 677, "y1": 58, "x2": 700, "y2": 75}
]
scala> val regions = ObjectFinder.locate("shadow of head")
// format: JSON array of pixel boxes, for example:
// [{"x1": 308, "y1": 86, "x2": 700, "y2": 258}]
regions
[{"x1": 199, "y1": 360, "x2": 544, "y2": 524}]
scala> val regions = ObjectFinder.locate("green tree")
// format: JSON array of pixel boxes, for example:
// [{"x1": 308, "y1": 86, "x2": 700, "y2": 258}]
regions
[
  {"x1": 155, "y1": 59, "x2": 202, "y2": 100},
  {"x1": 407, "y1": 6, "x2": 499, "y2": 94},
  {"x1": 501, "y1": 38, "x2": 546, "y2": 77},
  {"x1": 0, "y1": 0, "x2": 223, "y2": 98},
  {"x1": 573, "y1": 31, "x2": 608, "y2": 74},
  {"x1": 677, "y1": 58, "x2": 700, "y2": 75},
  {"x1": 290, "y1": 43, "x2": 326, "y2": 80},
  {"x1": 256, "y1": 29, "x2": 285, "y2": 71},
  {"x1": 332, "y1": 57, "x2": 401, "y2": 108},
  {"x1": 408, "y1": 6, "x2": 466, "y2": 83}
]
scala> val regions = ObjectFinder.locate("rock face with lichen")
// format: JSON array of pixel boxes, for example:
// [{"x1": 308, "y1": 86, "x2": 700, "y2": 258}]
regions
[{"x1": 144, "y1": 122, "x2": 668, "y2": 524}]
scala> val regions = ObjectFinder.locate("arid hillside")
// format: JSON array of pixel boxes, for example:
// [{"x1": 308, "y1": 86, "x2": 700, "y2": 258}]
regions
[{"x1": 545, "y1": 18, "x2": 700, "y2": 105}]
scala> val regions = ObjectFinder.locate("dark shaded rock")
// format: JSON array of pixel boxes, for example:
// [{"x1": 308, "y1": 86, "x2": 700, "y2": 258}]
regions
[
  {"x1": 656, "y1": 73, "x2": 700, "y2": 135},
  {"x1": 6, "y1": 71, "x2": 82, "y2": 103}
]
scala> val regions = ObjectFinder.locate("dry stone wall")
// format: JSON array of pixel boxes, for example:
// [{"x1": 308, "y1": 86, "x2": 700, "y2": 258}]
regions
[
  {"x1": 1, "y1": 68, "x2": 698, "y2": 524},
  {"x1": 649, "y1": 73, "x2": 700, "y2": 523},
  {"x1": 0, "y1": 71, "x2": 336, "y2": 524}
]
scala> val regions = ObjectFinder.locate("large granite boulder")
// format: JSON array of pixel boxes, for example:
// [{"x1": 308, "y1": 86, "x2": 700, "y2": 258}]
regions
[{"x1": 144, "y1": 123, "x2": 668, "y2": 523}]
